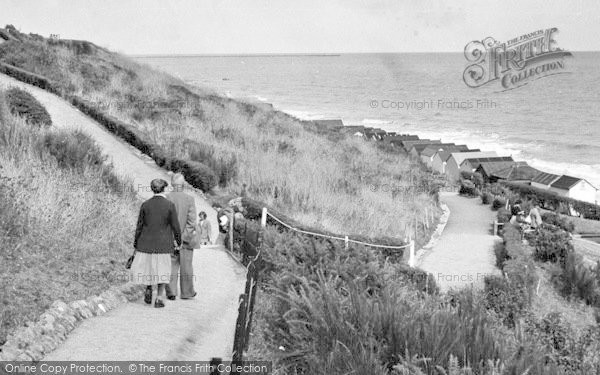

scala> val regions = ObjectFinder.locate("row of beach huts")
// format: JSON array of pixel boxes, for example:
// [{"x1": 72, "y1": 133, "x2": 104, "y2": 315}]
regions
[{"x1": 314, "y1": 120, "x2": 599, "y2": 204}]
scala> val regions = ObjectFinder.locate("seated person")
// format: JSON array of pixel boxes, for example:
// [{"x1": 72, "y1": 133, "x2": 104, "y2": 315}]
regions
[{"x1": 510, "y1": 210, "x2": 531, "y2": 231}]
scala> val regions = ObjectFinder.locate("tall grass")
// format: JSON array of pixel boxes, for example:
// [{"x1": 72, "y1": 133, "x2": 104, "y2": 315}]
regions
[{"x1": 0, "y1": 92, "x2": 138, "y2": 345}]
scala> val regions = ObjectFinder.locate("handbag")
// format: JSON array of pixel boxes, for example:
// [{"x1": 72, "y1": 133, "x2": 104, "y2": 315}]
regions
[
  {"x1": 125, "y1": 251, "x2": 136, "y2": 269},
  {"x1": 187, "y1": 228, "x2": 202, "y2": 249}
]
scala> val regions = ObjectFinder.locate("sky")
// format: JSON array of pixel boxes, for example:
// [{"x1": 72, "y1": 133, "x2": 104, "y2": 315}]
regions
[{"x1": 1, "y1": 0, "x2": 599, "y2": 54}]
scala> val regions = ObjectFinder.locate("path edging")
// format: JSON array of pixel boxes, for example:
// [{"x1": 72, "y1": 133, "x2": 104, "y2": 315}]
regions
[
  {"x1": 0, "y1": 282, "x2": 143, "y2": 361},
  {"x1": 416, "y1": 201, "x2": 450, "y2": 266}
]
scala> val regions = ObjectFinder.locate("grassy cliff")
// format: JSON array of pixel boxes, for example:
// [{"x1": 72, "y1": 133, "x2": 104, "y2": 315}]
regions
[{"x1": 0, "y1": 25, "x2": 440, "y2": 242}]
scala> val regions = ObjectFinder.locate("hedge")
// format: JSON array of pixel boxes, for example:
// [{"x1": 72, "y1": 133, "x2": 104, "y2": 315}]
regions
[
  {"x1": 500, "y1": 181, "x2": 600, "y2": 221},
  {"x1": 0, "y1": 63, "x2": 58, "y2": 94},
  {"x1": 484, "y1": 224, "x2": 539, "y2": 326}
]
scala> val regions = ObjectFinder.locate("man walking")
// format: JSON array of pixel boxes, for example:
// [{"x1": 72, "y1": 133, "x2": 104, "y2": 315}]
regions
[{"x1": 166, "y1": 173, "x2": 197, "y2": 300}]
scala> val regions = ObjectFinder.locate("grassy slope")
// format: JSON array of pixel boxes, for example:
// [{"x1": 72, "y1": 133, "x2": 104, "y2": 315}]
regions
[
  {"x1": 0, "y1": 28, "x2": 440, "y2": 242},
  {"x1": 0, "y1": 91, "x2": 138, "y2": 345}
]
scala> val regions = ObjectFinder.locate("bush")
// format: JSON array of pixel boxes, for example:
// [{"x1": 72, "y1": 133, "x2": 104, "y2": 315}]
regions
[
  {"x1": 458, "y1": 179, "x2": 477, "y2": 196},
  {"x1": 485, "y1": 225, "x2": 539, "y2": 327},
  {"x1": 394, "y1": 263, "x2": 438, "y2": 295},
  {"x1": 176, "y1": 159, "x2": 219, "y2": 193},
  {"x1": 494, "y1": 241, "x2": 508, "y2": 268},
  {"x1": 4, "y1": 87, "x2": 51, "y2": 126},
  {"x1": 484, "y1": 275, "x2": 530, "y2": 327},
  {"x1": 497, "y1": 207, "x2": 511, "y2": 223},
  {"x1": 558, "y1": 252, "x2": 600, "y2": 306},
  {"x1": 492, "y1": 196, "x2": 507, "y2": 211},
  {"x1": 184, "y1": 139, "x2": 238, "y2": 187},
  {"x1": 532, "y1": 227, "x2": 573, "y2": 265},
  {"x1": 40, "y1": 129, "x2": 105, "y2": 171},
  {"x1": 542, "y1": 211, "x2": 576, "y2": 233},
  {"x1": 481, "y1": 191, "x2": 493, "y2": 205}
]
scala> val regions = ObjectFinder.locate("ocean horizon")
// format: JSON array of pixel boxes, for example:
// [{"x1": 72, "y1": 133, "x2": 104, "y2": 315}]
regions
[{"x1": 136, "y1": 52, "x2": 600, "y2": 201}]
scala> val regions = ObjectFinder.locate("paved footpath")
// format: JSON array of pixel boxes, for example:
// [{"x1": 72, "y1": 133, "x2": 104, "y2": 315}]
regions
[
  {"x1": 418, "y1": 192, "x2": 500, "y2": 292},
  {"x1": 0, "y1": 73, "x2": 247, "y2": 361}
]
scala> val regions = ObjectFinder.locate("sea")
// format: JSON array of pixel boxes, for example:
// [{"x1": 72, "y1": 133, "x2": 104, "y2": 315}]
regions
[{"x1": 135, "y1": 53, "x2": 600, "y2": 199}]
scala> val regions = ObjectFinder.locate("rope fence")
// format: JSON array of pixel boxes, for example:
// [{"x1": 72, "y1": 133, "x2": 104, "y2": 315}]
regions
[{"x1": 261, "y1": 207, "x2": 416, "y2": 267}]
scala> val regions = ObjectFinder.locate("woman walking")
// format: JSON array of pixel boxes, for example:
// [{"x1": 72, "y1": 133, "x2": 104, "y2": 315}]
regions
[{"x1": 132, "y1": 179, "x2": 182, "y2": 308}]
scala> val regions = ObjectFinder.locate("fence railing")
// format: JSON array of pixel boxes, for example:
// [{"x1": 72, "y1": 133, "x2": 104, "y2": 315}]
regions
[
  {"x1": 263, "y1": 208, "x2": 416, "y2": 266},
  {"x1": 229, "y1": 207, "x2": 416, "y2": 365}
]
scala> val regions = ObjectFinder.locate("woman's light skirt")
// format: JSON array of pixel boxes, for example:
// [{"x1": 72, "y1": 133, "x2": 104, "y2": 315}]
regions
[{"x1": 130, "y1": 252, "x2": 172, "y2": 285}]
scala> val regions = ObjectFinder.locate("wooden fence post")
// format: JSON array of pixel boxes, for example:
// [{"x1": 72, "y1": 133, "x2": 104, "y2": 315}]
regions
[
  {"x1": 408, "y1": 239, "x2": 415, "y2": 267},
  {"x1": 344, "y1": 235, "x2": 349, "y2": 250},
  {"x1": 261, "y1": 207, "x2": 267, "y2": 228},
  {"x1": 229, "y1": 214, "x2": 234, "y2": 252},
  {"x1": 232, "y1": 293, "x2": 247, "y2": 363}
]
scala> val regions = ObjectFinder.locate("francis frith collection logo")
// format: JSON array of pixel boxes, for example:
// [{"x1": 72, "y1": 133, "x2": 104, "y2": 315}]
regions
[{"x1": 463, "y1": 27, "x2": 572, "y2": 90}]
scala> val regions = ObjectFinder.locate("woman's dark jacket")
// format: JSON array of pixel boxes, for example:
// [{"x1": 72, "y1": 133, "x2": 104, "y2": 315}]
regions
[{"x1": 134, "y1": 195, "x2": 182, "y2": 253}]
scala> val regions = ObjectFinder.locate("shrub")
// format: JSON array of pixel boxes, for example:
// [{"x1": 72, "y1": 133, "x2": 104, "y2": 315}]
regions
[
  {"x1": 40, "y1": 129, "x2": 105, "y2": 171},
  {"x1": 184, "y1": 139, "x2": 238, "y2": 187},
  {"x1": 532, "y1": 227, "x2": 573, "y2": 265},
  {"x1": 484, "y1": 275, "x2": 529, "y2": 327},
  {"x1": 494, "y1": 241, "x2": 508, "y2": 268},
  {"x1": 486, "y1": 225, "x2": 539, "y2": 327},
  {"x1": 492, "y1": 196, "x2": 507, "y2": 211},
  {"x1": 458, "y1": 179, "x2": 477, "y2": 196},
  {"x1": 4, "y1": 87, "x2": 51, "y2": 126},
  {"x1": 394, "y1": 263, "x2": 439, "y2": 295},
  {"x1": 178, "y1": 159, "x2": 219, "y2": 193},
  {"x1": 497, "y1": 207, "x2": 511, "y2": 223},
  {"x1": 558, "y1": 252, "x2": 600, "y2": 306},
  {"x1": 542, "y1": 211, "x2": 575, "y2": 233},
  {"x1": 481, "y1": 191, "x2": 493, "y2": 205}
]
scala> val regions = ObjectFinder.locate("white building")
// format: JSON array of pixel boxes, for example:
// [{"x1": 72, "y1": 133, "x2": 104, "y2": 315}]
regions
[{"x1": 548, "y1": 175, "x2": 598, "y2": 204}]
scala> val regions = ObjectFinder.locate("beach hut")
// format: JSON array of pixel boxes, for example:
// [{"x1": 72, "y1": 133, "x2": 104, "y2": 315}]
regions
[
  {"x1": 409, "y1": 142, "x2": 451, "y2": 159},
  {"x1": 363, "y1": 127, "x2": 387, "y2": 140},
  {"x1": 341, "y1": 125, "x2": 366, "y2": 137},
  {"x1": 445, "y1": 151, "x2": 499, "y2": 181},
  {"x1": 430, "y1": 147, "x2": 479, "y2": 174},
  {"x1": 419, "y1": 144, "x2": 469, "y2": 166},
  {"x1": 400, "y1": 139, "x2": 441, "y2": 153},
  {"x1": 460, "y1": 156, "x2": 514, "y2": 175},
  {"x1": 431, "y1": 151, "x2": 453, "y2": 174},
  {"x1": 382, "y1": 134, "x2": 419, "y2": 145},
  {"x1": 531, "y1": 172, "x2": 561, "y2": 189},
  {"x1": 549, "y1": 175, "x2": 598, "y2": 204},
  {"x1": 489, "y1": 163, "x2": 541, "y2": 184},
  {"x1": 474, "y1": 160, "x2": 518, "y2": 182}
]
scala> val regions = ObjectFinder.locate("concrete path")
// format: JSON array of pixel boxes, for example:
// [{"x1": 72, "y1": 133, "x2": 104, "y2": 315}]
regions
[
  {"x1": 418, "y1": 192, "x2": 500, "y2": 292},
  {"x1": 0, "y1": 73, "x2": 247, "y2": 360}
]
